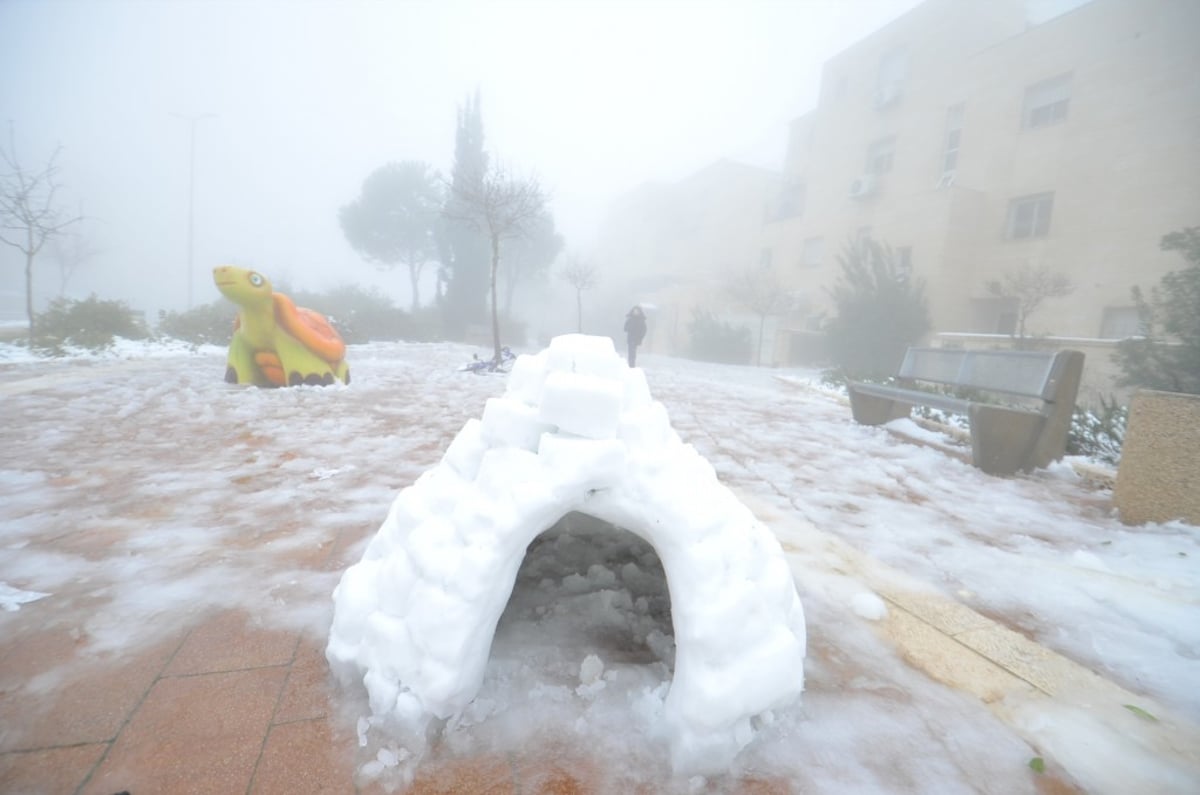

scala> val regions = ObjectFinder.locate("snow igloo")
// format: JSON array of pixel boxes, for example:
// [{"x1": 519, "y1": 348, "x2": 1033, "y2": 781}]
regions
[{"x1": 326, "y1": 334, "x2": 807, "y2": 774}]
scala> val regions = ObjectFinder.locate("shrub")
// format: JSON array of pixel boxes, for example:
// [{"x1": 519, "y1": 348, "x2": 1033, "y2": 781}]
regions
[
  {"x1": 1066, "y1": 396, "x2": 1126, "y2": 466},
  {"x1": 1114, "y1": 226, "x2": 1200, "y2": 395},
  {"x1": 35, "y1": 294, "x2": 150, "y2": 351},
  {"x1": 687, "y1": 308, "x2": 752, "y2": 365},
  {"x1": 157, "y1": 301, "x2": 236, "y2": 346},
  {"x1": 825, "y1": 237, "x2": 931, "y2": 379}
]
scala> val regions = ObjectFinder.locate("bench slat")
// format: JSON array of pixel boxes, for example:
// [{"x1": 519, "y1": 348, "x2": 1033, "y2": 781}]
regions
[
  {"x1": 849, "y1": 382, "x2": 974, "y2": 415},
  {"x1": 899, "y1": 348, "x2": 1060, "y2": 400}
]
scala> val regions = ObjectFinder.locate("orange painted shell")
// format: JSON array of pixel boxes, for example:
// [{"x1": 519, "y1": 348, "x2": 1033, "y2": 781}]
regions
[{"x1": 271, "y1": 293, "x2": 346, "y2": 364}]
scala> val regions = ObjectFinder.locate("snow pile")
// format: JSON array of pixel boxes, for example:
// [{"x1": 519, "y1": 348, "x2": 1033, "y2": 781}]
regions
[{"x1": 327, "y1": 334, "x2": 807, "y2": 775}]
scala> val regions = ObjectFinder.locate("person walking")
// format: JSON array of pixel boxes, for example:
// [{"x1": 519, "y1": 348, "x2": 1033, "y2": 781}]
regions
[{"x1": 623, "y1": 305, "x2": 647, "y2": 367}]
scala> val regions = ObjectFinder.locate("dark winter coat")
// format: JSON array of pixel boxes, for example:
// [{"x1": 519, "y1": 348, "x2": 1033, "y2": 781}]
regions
[{"x1": 624, "y1": 312, "x2": 647, "y2": 346}]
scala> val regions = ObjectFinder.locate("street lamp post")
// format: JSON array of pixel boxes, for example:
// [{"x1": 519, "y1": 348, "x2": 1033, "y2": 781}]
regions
[{"x1": 172, "y1": 112, "x2": 215, "y2": 309}]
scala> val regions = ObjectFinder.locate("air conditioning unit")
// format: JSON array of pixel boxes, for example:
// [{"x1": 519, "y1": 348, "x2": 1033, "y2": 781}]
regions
[
  {"x1": 937, "y1": 171, "x2": 957, "y2": 189},
  {"x1": 849, "y1": 174, "x2": 878, "y2": 199}
]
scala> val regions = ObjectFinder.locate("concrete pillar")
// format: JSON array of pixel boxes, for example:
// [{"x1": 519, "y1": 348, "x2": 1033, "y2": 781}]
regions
[{"x1": 1113, "y1": 390, "x2": 1200, "y2": 525}]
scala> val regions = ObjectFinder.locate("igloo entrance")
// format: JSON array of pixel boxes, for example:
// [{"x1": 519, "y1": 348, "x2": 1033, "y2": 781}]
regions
[
  {"x1": 496, "y1": 512, "x2": 676, "y2": 674},
  {"x1": 327, "y1": 334, "x2": 806, "y2": 775}
]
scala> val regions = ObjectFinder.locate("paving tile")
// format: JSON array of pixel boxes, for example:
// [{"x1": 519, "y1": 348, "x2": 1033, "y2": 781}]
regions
[
  {"x1": 0, "y1": 743, "x2": 107, "y2": 795},
  {"x1": 80, "y1": 666, "x2": 287, "y2": 795},
  {"x1": 880, "y1": 608, "x2": 1034, "y2": 704},
  {"x1": 250, "y1": 717, "x2": 355, "y2": 795},
  {"x1": 0, "y1": 637, "x2": 177, "y2": 752},
  {"x1": 513, "y1": 748, "x2": 600, "y2": 795},
  {"x1": 877, "y1": 589, "x2": 994, "y2": 636},
  {"x1": 410, "y1": 753, "x2": 516, "y2": 795},
  {"x1": 164, "y1": 610, "x2": 298, "y2": 676},
  {"x1": 730, "y1": 776, "x2": 797, "y2": 794},
  {"x1": 955, "y1": 625, "x2": 1079, "y2": 696},
  {"x1": 273, "y1": 637, "x2": 334, "y2": 724}
]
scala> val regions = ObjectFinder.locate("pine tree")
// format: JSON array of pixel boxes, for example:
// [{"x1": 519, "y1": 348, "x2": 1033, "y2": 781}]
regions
[
  {"x1": 1114, "y1": 227, "x2": 1200, "y2": 395},
  {"x1": 825, "y1": 236, "x2": 931, "y2": 378},
  {"x1": 439, "y1": 91, "x2": 492, "y2": 338}
]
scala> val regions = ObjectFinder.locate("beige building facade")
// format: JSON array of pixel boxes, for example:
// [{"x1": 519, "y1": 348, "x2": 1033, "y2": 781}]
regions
[{"x1": 764, "y1": 0, "x2": 1200, "y2": 383}]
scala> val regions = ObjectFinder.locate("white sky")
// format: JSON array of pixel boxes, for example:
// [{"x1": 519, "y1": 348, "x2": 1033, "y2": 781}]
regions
[{"x1": 2, "y1": 0, "x2": 940, "y2": 315}]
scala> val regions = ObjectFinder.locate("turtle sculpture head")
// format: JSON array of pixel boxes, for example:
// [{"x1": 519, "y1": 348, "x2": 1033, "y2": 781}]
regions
[{"x1": 213, "y1": 265, "x2": 350, "y2": 388}]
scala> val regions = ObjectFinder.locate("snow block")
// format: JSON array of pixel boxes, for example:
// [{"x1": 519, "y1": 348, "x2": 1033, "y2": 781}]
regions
[
  {"x1": 327, "y1": 333, "x2": 806, "y2": 776},
  {"x1": 537, "y1": 435, "x2": 626, "y2": 493},
  {"x1": 506, "y1": 351, "x2": 549, "y2": 407},
  {"x1": 545, "y1": 333, "x2": 625, "y2": 382},
  {"x1": 480, "y1": 397, "x2": 556, "y2": 451},
  {"x1": 538, "y1": 371, "x2": 624, "y2": 439}
]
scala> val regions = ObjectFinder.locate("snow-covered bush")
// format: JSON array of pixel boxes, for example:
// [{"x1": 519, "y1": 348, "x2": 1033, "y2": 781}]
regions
[
  {"x1": 1066, "y1": 397, "x2": 1126, "y2": 466},
  {"x1": 35, "y1": 294, "x2": 150, "y2": 352},
  {"x1": 157, "y1": 300, "x2": 236, "y2": 346}
]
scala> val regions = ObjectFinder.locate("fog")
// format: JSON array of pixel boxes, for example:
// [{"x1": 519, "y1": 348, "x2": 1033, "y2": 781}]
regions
[{"x1": 1, "y1": 0, "x2": 938, "y2": 320}]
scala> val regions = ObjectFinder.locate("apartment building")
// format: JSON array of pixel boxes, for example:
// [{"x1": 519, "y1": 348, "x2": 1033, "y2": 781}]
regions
[{"x1": 763, "y1": 0, "x2": 1200, "y2": 377}]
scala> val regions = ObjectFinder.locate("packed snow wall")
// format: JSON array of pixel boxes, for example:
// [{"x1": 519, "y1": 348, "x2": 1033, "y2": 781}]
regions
[{"x1": 326, "y1": 334, "x2": 806, "y2": 774}]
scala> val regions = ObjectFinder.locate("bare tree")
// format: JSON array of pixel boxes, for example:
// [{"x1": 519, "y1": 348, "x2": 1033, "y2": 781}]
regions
[
  {"x1": 0, "y1": 125, "x2": 81, "y2": 343},
  {"x1": 986, "y1": 263, "x2": 1074, "y2": 343},
  {"x1": 447, "y1": 162, "x2": 547, "y2": 361},
  {"x1": 729, "y1": 262, "x2": 795, "y2": 366},
  {"x1": 559, "y1": 255, "x2": 599, "y2": 332}
]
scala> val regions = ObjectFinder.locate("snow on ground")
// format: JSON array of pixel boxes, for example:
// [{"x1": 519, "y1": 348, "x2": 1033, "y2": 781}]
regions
[{"x1": 1, "y1": 338, "x2": 1197, "y2": 794}]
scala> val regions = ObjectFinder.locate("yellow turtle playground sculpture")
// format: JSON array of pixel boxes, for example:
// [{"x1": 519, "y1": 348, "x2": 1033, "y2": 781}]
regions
[{"x1": 213, "y1": 265, "x2": 350, "y2": 387}]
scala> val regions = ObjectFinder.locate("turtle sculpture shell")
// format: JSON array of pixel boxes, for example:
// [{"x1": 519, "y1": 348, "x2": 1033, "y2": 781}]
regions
[{"x1": 213, "y1": 265, "x2": 350, "y2": 387}]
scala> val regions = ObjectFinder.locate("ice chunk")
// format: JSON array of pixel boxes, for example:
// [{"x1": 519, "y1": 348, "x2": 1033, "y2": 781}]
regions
[
  {"x1": 579, "y1": 653, "x2": 604, "y2": 685},
  {"x1": 851, "y1": 591, "x2": 888, "y2": 621},
  {"x1": 0, "y1": 582, "x2": 50, "y2": 612}
]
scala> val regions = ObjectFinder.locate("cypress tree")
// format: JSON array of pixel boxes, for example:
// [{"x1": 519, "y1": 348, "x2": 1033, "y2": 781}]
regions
[{"x1": 439, "y1": 91, "x2": 492, "y2": 338}]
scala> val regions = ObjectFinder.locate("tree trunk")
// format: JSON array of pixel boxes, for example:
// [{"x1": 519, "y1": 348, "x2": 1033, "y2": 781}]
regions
[
  {"x1": 490, "y1": 233, "x2": 502, "y2": 362},
  {"x1": 576, "y1": 289, "x2": 583, "y2": 332},
  {"x1": 408, "y1": 250, "x2": 421, "y2": 312},
  {"x1": 25, "y1": 240, "x2": 35, "y2": 345},
  {"x1": 503, "y1": 268, "x2": 516, "y2": 317},
  {"x1": 756, "y1": 314, "x2": 766, "y2": 366}
]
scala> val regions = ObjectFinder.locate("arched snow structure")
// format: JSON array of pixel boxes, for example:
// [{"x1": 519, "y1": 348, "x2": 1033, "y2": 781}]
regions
[{"x1": 326, "y1": 334, "x2": 806, "y2": 774}]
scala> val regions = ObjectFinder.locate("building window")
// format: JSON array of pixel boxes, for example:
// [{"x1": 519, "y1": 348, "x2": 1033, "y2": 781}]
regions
[
  {"x1": 800, "y1": 237, "x2": 824, "y2": 268},
  {"x1": 876, "y1": 47, "x2": 908, "y2": 108},
  {"x1": 1100, "y1": 306, "x2": 1144, "y2": 339},
  {"x1": 866, "y1": 137, "x2": 896, "y2": 174},
  {"x1": 942, "y1": 104, "x2": 964, "y2": 178},
  {"x1": 1023, "y1": 74, "x2": 1071, "y2": 129},
  {"x1": 1006, "y1": 193, "x2": 1055, "y2": 239}
]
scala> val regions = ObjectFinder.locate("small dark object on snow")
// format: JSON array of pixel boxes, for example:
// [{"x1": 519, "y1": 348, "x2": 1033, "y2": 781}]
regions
[{"x1": 462, "y1": 347, "x2": 516, "y2": 374}]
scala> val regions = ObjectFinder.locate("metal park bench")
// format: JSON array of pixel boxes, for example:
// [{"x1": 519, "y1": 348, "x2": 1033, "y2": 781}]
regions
[{"x1": 847, "y1": 347, "x2": 1085, "y2": 476}]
